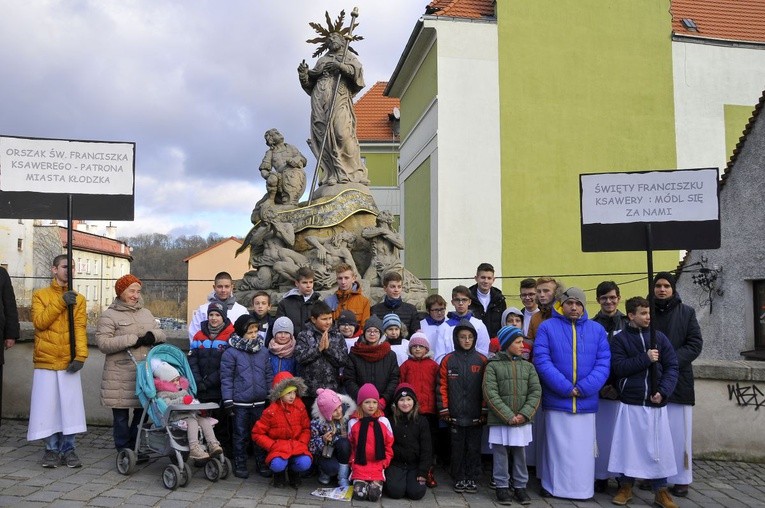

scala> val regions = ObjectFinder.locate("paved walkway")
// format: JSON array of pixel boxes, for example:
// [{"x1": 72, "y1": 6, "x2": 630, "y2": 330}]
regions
[{"x1": 1, "y1": 419, "x2": 763, "y2": 507}]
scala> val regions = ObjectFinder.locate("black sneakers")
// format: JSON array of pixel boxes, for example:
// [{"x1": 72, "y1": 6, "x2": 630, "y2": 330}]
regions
[
  {"x1": 496, "y1": 487, "x2": 513, "y2": 505},
  {"x1": 514, "y1": 487, "x2": 531, "y2": 505}
]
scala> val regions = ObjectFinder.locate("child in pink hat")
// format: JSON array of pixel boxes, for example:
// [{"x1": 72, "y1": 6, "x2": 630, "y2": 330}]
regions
[
  {"x1": 348, "y1": 383, "x2": 394, "y2": 501},
  {"x1": 309, "y1": 388, "x2": 356, "y2": 488}
]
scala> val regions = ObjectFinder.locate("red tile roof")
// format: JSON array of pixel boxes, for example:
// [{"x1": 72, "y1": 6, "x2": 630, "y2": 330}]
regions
[
  {"x1": 59, "y1": 227, "x2": 132, "y2": 259},
  {"x1": 672, "y1": 0, "x2": 765, "y2": 44},
  {"x1": 426, "y1": 0, "x2": 495, "y2": 19},
  {"x1": 354, "y1": 82, "x2": 400, "y2": 142}
]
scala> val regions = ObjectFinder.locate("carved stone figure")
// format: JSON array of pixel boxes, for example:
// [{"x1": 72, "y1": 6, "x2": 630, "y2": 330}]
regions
[
  {"x1": 305, "y1": 230, "x2": 359, "y2": 289},
  {"x1": 259, "y1": 128, "x2": 308, "y2": 206},
  {"x1": 244, "y1": 209, "x2": 307, "y2": 289},
  {"x1": 361, "y1": 211, "x2": 404, "y2": 284},
  {"x1": 298, "y1": 31, "x2": 369, "y2": 188}
]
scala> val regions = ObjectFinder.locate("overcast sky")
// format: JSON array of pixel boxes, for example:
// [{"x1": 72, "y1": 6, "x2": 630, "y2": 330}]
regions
[{"x1": 0, "y1": 1, "x2": 426, "y2": 239}]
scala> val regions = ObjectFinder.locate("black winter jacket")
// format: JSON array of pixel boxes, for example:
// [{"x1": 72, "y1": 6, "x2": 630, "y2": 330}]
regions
[
  {"x1": 611, "y1": 325, "x2": 678, "y2": 407},
  {"x1": 276, "y1": 289, "x2": 321, "y2": 336},
  {"x1": 436, "y1": 322, "x2": 487, "y2": 425},
  {"x1": 345, "y1": 344, "x2": 400, "y2": 406},
  {"x1": 592, "y1": 310, "x2": 630, "y2": 395},
  {"x1": 0, "y1": 267, "x2": 19, "y2": 365},
  {"x1": 370, "y1": 298, "x2": 421, "y2": 339},
  {"x1": 468, "y1": 285, "x2": 507, "y2": 338},
  {"x1": 652, "y1": 295, "x2": 702, "y2": 405},
  {"x1": 295, "y1": 322, "x2": 349, "y2": 397},
  {"x1": 390, "y1": 415, "x2": 432, "y2": 476}
]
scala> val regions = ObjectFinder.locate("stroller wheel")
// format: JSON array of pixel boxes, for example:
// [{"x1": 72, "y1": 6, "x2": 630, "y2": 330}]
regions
[
  {"x1": 204, "y1": 458, "x2": 222, "y2": 482},
  {"x1": 116, "y1": 449, "x2": 137, "y2": 475},
  {"x1": 163, "y1": 464, "x2": 181, "y2": 490},
  {"x1": 219, "y1": 456, "x2": 231, "y2": 480},
  {"x1": 179, "y1": 462, "x2": 192, "y2": 487}
]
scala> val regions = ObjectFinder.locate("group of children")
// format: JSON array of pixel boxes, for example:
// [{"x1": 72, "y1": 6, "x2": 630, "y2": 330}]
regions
[{"x1": 160, "y1": 263, "x2": 681, "y2": 507}]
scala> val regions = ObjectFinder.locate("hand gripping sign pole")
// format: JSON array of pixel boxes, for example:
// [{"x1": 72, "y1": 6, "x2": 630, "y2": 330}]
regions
[{"x1": 307, "y1": 7, "x2": 360, "y2": 206}]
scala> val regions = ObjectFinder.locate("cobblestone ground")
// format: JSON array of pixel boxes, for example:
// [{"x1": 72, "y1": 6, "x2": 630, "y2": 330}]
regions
[{"x1": 1, "y1": 419, "x2": 764, "y2": 507}]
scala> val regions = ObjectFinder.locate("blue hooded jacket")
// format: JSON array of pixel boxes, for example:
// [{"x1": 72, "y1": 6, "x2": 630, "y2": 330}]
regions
[{"x1": 533, "y1": 301, "x2": 610, "y2": 414}]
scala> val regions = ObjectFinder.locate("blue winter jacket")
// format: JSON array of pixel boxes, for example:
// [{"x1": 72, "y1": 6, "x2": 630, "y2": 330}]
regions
[
  {"x1": 220, "y1": 336, "x2": 273, "y2": 405},
  {"x1": 268, "y1": 353, "x2": 298, "y2": 377},
  {"x1": 533, "y1": 302, "x2": 610, "y2": 414}
]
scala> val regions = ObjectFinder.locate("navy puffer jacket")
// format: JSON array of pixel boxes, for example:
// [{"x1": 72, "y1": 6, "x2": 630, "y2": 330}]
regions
[
  {"x1": 611, "y1": 325, "x2": 678, "y2": 407},
  {"x1": 220, "y1": 335, "x2": 273, "y2": 404}
]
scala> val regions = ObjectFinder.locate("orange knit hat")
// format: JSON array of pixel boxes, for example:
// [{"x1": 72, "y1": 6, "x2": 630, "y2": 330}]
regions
[{"x1": 115, "y1": 274, "x2": 141, "y2": 296}]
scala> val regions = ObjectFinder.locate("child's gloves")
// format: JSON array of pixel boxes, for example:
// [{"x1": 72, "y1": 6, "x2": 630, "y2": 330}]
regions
[
  {"x1": 223, "y1": 400, "x2": 235, "y2": 416},
  {"x1": 439, "y1": 409, "x2": 450, "y2": 422},
  {"x1": 183, "y1": 395, "x2": 193, "y2": 405},
  {"x1": 378, "y1": 398, "x2": 386, "y2": 411}
]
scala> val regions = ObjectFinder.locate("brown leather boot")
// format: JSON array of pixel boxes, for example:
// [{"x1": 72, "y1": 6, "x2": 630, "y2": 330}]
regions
[
  {"x1": 654, "y1": 487, "x2": 678, "y2": 508},
  {"x1": 612, "y1": 483, "x2": 633, "y2": 505}
]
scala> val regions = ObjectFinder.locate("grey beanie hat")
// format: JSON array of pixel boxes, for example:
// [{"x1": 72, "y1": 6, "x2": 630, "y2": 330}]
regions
[
  {"x1": 272, "y1": 316, "x2": 294, "y2": 336},
  {"x1": 560, "y1": 287, "x2": 586, "y2": 307}
]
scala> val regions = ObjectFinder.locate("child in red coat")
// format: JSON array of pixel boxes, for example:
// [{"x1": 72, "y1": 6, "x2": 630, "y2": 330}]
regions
[
  {"x1": 349, "y1": 383, "x2": 394, "y2": 502},
  {"x1": 251, "y1": 371, "x2": 312, "y2": 487},
  {"x1": 398, "y1": 332, "x2": 440, "y2": 487}
]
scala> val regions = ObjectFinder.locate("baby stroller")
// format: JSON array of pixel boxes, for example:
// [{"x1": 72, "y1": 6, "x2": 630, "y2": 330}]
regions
[{"x1": 115, "y1": 343, "x2": 232, "y2": 489}]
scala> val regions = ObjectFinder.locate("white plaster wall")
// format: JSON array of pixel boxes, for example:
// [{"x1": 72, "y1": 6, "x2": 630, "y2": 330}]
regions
[
  {"x1": 673, "y1": 40, "x2": 765, "y2": 171},
  {"x1": 431, "y1": 19, "x2": 501, "y2": 285}
]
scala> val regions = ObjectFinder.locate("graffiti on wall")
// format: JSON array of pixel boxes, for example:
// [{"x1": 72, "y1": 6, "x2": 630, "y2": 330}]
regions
[{"x1": 728, "y1": 382, "x2": 765, "y2": 410}]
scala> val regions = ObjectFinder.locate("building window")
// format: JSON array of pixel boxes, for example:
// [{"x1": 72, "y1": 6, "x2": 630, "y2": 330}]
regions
[
  {"x1": 754, "y1": 281, "x2": 765, "y2": 351},
  {"x1": 17, "y1": 239, "x2": 22, "y2": 251}
]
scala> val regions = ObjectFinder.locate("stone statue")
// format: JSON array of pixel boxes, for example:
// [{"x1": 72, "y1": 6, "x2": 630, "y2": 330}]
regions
[
  {"x1": 235, "y1": 9, "x2": 428, "y2": 311},
  {"x1": 298, "y1": 31, "x2": 369, "y2": 188},
  {"x1": 244, "y1": 208, "x2": 307, "y2": 289},
  {"x1": 361, "y1": 211, "x2": 405, "y2": 284},
  {"x1": 305, "y1": 230, "x2": 359, "y2": 289},
  {"x1": 259, "y1": 128, "x2": 308, "y2": 206}
]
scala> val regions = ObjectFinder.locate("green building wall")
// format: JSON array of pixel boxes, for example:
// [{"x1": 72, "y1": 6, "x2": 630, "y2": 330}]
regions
[
  {"x1": 497, "y1": 0, "x2": 679, "y2": 308},
  {"x1": 724, "y1": 104, "x2": 756, "y2": 163},
  {"x1": 399, "y1": 43, "x2": 437, "y2": 141},
  {"x1": 364, "y1": 151, "x2": 398, "y2": 187},
  {"x1": 403, "y1": 157, "x2": 432, "y2": 287}
]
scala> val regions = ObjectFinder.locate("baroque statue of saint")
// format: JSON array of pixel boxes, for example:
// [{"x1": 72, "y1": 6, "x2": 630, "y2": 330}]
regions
[{"x1": 298, "y1": 13, "x2": 369, "y2": 189}]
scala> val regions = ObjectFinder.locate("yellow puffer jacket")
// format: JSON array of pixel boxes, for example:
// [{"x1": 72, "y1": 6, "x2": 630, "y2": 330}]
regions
[{"x1": 31, "y1": 280, "x2": 88, "y2": 370}]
